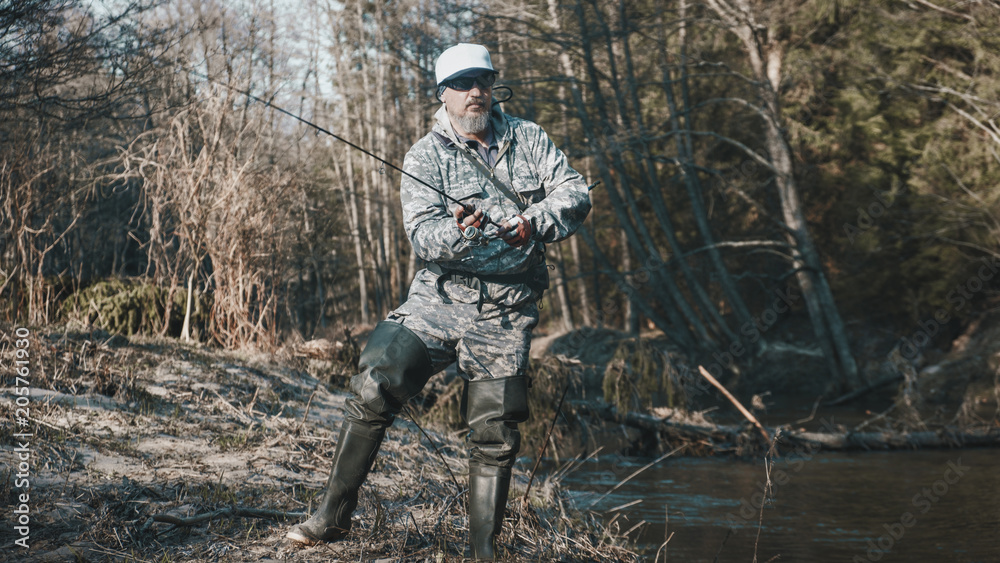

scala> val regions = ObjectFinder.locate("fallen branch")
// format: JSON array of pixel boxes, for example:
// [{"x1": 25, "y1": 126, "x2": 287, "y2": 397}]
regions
[
  {"x1": 574, "y1": 402, "x2": 1000, "y2": 453},
  {"x1": 697, "y1": 366, "x2": 770, "y2": 442},
  {"x1": 780, "y1": 427, "x2": 1000, "y2": 451},
  {"x1": 152, "y1": 507, "x2": 308, "y2": 527},
  {"x1": 296, "y1": 383, "x2": 320, "y2": 433},
  {"x1": 826, "y1": 373, "x2": 903, "y2": 406},
  {"x1": 911, "y1": 0, "x2": 976, "y2": 22}
]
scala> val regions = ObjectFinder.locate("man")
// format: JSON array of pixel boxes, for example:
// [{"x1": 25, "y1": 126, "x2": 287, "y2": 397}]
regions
[{"x1": 286, "y1": 43, "x2": 592, "y2": 560}]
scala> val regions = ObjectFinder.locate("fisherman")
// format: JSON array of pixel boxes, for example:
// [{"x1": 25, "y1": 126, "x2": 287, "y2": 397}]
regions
[{"x1": 286, "y1": 43, "x2": 592, "y2": 560}]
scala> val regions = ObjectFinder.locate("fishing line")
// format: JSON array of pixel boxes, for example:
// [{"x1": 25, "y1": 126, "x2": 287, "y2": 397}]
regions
[
  {"x1": 184, "y1": 68, "x2": 500, "y2": 238},
  {"x1": 184, "y1": 68, "x2": 599, "y2": 242}
]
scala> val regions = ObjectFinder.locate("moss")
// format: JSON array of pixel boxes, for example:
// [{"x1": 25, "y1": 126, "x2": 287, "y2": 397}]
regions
[
  {"x1": 61, "y1": 279, "x2": 210, "y2": 339},
  {"x1": 602, "y1": 337, "x2": 686, "y2": 414}
]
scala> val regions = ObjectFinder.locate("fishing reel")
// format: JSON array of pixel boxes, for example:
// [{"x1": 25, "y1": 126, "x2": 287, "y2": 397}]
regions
[
  {"x1": 461, "y1": 224, "x2": 490, "y2": 246},
  {"x1": 458, "y1": 205, "x2": 494, "y2": 246}
]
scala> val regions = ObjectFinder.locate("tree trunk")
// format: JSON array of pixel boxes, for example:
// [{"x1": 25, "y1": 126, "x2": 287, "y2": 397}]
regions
[
  {"x1": 704, "y1": 0, "x2": 862, "y2": 389},
  {"x1": 612, "y1": 0, "x2": 742, "y2": 345},
  {"x1": 342, "y1": 155, "x2": 370, "y2": 326},
  {"x1": 330, "y1": 7, "x2": 370, "y2": 325},
  {"x1": 553, "y1": 243, "x2": 575, "y2": 332},
  {"x1": 554, "y1": 61, "x2": 591, "y2": 330},
  {"x1": 569, "y1": 0, "x2": 703, "y2": 348},
  {"x1": 621, "y1": 229, "x2": 638, "y2": 334},
  {"x1": 569, "y1": 235, "x2": 592, "y2": 327},
  {"x1": 372, "y1": 0, "x2": 397, "y2": 310},
  {"x1": 579, "y1": 224, "x2": 679, "y2": 340},
  {"x1": 181, "y1": 269, "x2": 195, "y2": 342},
  {"x1": 671, "y1": 0, "x2": 755, "y2": 339}
]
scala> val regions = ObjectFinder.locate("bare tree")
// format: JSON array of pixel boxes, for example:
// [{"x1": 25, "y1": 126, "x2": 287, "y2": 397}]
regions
[
  {"x1": 0, "y1": 0, "x2": 162, "y2": 322},
  {"x1": 703, "y1": 0, "x2": 862, "y2": 388}
]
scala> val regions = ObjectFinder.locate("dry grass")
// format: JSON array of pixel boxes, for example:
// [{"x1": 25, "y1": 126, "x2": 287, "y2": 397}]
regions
[{"x1": 1, "y1": 324, "x2": 639, "y2": 562}]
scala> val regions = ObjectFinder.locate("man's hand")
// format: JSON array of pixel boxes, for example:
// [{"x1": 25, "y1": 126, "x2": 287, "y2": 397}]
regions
[
  {"x1": 496, "y1": 214, "x2": 534, "y2": 247},
  {"x1": 454, "y1": 204, "x2": 488, "y2": 234}
]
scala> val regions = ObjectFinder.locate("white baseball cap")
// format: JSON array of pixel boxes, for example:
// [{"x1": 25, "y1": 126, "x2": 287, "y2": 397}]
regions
[{"x1": 435, "y1": 43, "x2": 496, "y2": 85}]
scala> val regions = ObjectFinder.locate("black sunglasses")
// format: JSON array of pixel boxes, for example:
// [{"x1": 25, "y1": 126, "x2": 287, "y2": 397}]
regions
[{"x1": 445, "y1": 73, "x2": 497, "y2": 91}]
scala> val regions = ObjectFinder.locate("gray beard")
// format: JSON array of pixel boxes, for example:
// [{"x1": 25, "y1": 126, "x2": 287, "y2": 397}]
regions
[{"x1": 453, "y1": 108, "x2": 490, "y2": 135}]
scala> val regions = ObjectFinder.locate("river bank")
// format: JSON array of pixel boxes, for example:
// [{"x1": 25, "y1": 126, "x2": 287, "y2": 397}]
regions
[
  {"x1": 1, "y1": 325, "x2": 638, "y2": 562},
  {"x1": 6, "y1": 312, "x2": 999, "y2": 562}
]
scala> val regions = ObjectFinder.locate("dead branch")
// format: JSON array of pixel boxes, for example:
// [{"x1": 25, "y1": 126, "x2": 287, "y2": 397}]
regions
[
  {"x1": 151, "y1": 507, "x2": 309, "y2": 528},
  {"x1": 698, "y1": 365, "x2": 770, "y2": 442},
  {"x1": 910, "y1": 0, "x2": 976, "y2": 22},
  {"x1": 575, "y1": 401, "x2": 1000, "y2": 453},
  {"x1": 826, "y1": 373, "x2": 904, "y2": 406}
]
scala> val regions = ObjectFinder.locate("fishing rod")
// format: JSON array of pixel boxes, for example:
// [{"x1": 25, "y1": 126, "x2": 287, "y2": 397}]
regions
[
  {"x1": 186, "y1": 69, "x2": 599, "y2": 242},
  {"x1": 187, "y1": 71, "x2": 474, "y2": 207}
]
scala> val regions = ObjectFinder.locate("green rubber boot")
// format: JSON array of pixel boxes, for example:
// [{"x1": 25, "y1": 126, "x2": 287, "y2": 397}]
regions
[
  {"x1": 468, "y1": 463, "x2": 512, "y2": 561},
  {"x1": 463, "y1": 375, "x2": 528, "y2": 560},
  {"x1": 286, "y1": 421, "x2": 384, "y2": 545},
  {"x1": 288, "y1": 321, "x2": 434, "y2": 546}
]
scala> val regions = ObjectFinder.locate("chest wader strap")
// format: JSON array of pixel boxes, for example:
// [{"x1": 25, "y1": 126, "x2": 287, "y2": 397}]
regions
[
  {"x1": 425, "y1": 261, "x2": 550, "y2": 312},
  {"x1": 432, "y1": 130, "x2": 529, "y2": 213}
]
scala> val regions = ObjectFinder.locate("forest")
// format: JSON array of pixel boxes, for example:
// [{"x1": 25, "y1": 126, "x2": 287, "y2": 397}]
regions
[
  {"x1": 5, "y1": 0, "x2": 1000, "y2": 392},
  {"x1": 2, "y1": 0, "x2": 1000, "y2": 561}
]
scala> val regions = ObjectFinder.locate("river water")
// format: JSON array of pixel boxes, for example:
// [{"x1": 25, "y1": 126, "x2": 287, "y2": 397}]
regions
[{"x1": 549, "y1": 448, "x2": 1000, "y2": 562}]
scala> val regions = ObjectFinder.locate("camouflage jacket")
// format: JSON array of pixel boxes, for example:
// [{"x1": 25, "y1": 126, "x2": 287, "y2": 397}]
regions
[{"x1": 399, "y1": 103, "x2": 591, "y2": 307}]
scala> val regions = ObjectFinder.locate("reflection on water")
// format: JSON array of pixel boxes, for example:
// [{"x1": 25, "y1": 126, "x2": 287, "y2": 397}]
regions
[{"x1": 547, "y1": 448, "x2": 1000, "y2": 562}]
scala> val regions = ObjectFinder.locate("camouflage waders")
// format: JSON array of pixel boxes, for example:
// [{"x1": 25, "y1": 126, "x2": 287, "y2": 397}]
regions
[
  {"x1": 287, "y1": 276, "x2": 537, "y2": 554},
  {"x1": 289, "y1": 90, "x2": 590, "y2": 561}
]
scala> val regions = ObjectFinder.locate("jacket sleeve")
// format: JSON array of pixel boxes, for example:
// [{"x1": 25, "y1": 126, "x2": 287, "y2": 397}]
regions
[
  {"x1": 523, "y1": 124, "x2": 592, "y2": 243},
  {"x1": 400, "y1": 148, "x2": 473, "y2": 263}
]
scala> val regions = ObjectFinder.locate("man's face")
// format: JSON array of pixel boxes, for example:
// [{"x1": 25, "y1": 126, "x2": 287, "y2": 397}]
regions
[{"x1": 441, "y1": 72, "x2": 495, "y2": 136}]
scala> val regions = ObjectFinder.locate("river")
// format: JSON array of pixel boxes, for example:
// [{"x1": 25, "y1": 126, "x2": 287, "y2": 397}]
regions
[{"x1": 548, "y1": 447, "x2": 1000, "y2": 562}]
